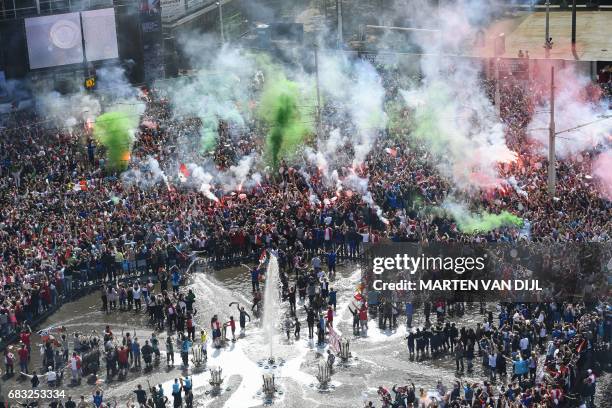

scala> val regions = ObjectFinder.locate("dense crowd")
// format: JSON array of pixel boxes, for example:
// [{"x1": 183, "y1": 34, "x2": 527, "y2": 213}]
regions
[
  {"x1": 369, "y1": 300, "x2": 610, "y2": 407},
  {"x1": 0, "y1": 56, "x2": 610, "y2": 407}
]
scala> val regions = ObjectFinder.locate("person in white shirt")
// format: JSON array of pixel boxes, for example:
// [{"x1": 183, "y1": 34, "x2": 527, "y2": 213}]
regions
[
  {"x1": 70, "y1": 353, "x2": 80, "y2": 383},
  {"x1": 488, "y1": 351, "x2": 497, "y2": 381},
  {"x1": 141, "y1": 283, "x2": 149, "y2": 302},
  {"x1": 520, "y1": 336, "x2": 529, "y2": 353},
  {"x1": 178, "y1": 299, "x2": 187, "y2": 314},
  {"x1": 133, "y1": 285, "x2": 142, "y2": 311},
  {"x1": 46, "y1": 366, "x2": 57, "y2": 386},
  {"x1": 311, "y1": 256, "x2": 321, "y2": 271}
]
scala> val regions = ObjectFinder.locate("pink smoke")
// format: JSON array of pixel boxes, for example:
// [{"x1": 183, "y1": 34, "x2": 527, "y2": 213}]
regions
[
  {"x1": 528, "y1": 65, "x2": 611, "y2": 157},
  {"x1": 592, "y1": 150, "x2": 612, "y2": 200}
]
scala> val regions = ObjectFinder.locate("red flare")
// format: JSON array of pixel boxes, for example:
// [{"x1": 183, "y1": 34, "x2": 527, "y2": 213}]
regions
[{"x1": 179, "y1": 163, "x2": 190, "y2": 178}]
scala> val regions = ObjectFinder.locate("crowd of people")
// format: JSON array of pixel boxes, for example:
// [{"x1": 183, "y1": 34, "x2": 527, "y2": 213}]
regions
[
  {"x1": 369, "y1": 300, "x2": 610, "y2": 407},
  {"x1": 0, "y1": 49, "x2": 610, "y2": 407}
]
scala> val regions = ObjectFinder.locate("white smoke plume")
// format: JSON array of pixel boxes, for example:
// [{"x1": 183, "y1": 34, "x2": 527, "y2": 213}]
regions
[
  {"x1": 122, "y1": 157, "x2": 169, "y2": 189},
  {"x1": 395, "y1": 0, "x2": 516, "y2": 192},
  {"x1": 34, "y1": 64, "x2": 143, "y2": 129},
  {"x1": 155, "y1": 42, "x2": 258, "y2": 154},
  {"x1": 340, "y1": 170, "x2": 388, "y2": 224},
  {"x1": 303, "y1": 128, "x2": 347, "y2": 185},
  {"x1": 188, "y1": 163, "x2": 219, "y2": 202},
  {"x1": 318, "y1": 52, "x2": 387, "y2": 166}
]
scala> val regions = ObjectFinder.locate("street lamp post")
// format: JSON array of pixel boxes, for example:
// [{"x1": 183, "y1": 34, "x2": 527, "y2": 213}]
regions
[
  {"x1": 314, "y1": 45, "x2": 322, "y2": 137},
  {"x1": 544, "y1": 0, "x2": 550, "y2": 56},
  {"x1": 548, "y1": 66, "x2": 556, "y2": 195},
  {"x1": 217, "y1": 1, "x2": 225, "y2": 43},
  {"x1": 571, "y1": 0, "x2": 577, "y2": 44},
  {"x1": 336, "y1": 0, "x2": 343, "y2": 48}
]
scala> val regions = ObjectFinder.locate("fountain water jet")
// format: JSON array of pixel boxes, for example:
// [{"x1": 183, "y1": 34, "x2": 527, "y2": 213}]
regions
[
  {"x1": 316, "y1": 359, "x2": 331, "y2": 390},
  {"x1": 261, "y1": 253, "x2": 281, "y2": 364},
  {"x1": 262, "y1": 373, "x2": 275, "y2": 397},
  {"x1": 208, "y1": 366, "x2": 223, "y2": 396}
]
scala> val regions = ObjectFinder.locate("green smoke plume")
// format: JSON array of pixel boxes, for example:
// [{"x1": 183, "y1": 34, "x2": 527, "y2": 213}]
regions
[
  {"x1": 385, "y1": 99, "x2": 411, "y2": 139},
  {"x1": 444, "y1": 200, "x2": 523, "y2": 233},
  {"x1": 259, "y1": 75, "x2": 312, "y2": 169},
  {"x1": 94, "y1": 110, "x2": 139, "y2": 171},
  {"x1": 457, "y1": 211, "x2": 523, "y2": 233},
  {"x1": 409, "y1": 83, "x2": 455, "y2": 153}
]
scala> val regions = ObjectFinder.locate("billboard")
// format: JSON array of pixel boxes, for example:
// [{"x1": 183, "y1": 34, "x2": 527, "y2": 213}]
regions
[
  {"x1": 186, "y1": 0, "x2": 205, "y2": 9},
  {"x1": 140, "y1": 2, "x2": 165, "y2": 83},
  {"x1": 82, "y1": 8, "x2": 119, "y2": 62},
  {"x1": 25, "y1": 13, "x2": 84, "y2": 69},
  {"x1": 161, "y1": 0, "x2": 185, "y2": 22}
]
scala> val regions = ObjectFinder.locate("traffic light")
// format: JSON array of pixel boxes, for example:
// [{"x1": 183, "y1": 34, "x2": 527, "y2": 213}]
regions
[{"x1": 85, "y1": 76, "x2": 96, "y2": 90}]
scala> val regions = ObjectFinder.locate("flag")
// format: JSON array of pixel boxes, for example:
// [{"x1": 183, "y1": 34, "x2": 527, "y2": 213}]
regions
[
  {"x1": 259, "y1": 249, "x2": 267, "y2": 264},
  {"x1": 385, "y1": 147, "x2": 397, "y2": 157},
  {"x1": 328, "y1": 326, "x2": 341, "y2": 354},
  {"x1": 576, "y1": 339, "x2": 587, "y2": 353}
]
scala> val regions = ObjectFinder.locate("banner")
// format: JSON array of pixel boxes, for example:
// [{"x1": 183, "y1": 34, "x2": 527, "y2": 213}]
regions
[
  {"x1": 161, "y1": 0, "x2": 186, "y2": 23},
  {"x1": 328, "y1": 326, "x2": 341, "y2": 354},
  {"x1": 25, "y1": 12, "x2": 84, "y2": 69},
  {"x1": 140, "y1": 1, "x2": 164, "y2": 83}
]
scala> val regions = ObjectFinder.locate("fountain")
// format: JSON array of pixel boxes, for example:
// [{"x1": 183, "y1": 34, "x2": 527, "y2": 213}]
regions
[
  {"x1": 261, "y1": 253, "x2": 281, "y2": 364},
  {"x1": 191, "y1": 345, "x2": 205, "y2": 368},
  {"x1": 316, "y1": 359, "x2": 331, "y2": 390},
  {"x1": 208, "y1": 366, "x2": 223, "y2": 395},
  {"x1": 339, "y1": 338, "x2": 351, "y2": 362},
  {"x1": 262, "y1": 373, "x2": 276, "y2": 397}
]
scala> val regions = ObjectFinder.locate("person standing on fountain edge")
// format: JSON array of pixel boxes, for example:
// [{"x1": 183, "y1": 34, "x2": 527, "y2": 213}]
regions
[
  {"x1": 226, "y1": 316, "x2": 236, "y2": 341},
  {"x1": 236, "y1": 306, "x2": 251, "y2": 334}
]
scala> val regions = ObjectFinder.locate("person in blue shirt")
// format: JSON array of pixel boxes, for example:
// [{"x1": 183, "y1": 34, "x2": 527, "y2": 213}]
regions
[
  {"x1": 171, "y1": 268, "x2": 181, "y2": 294},
  {"x1": 405, "y1": 302, "x2": 414, "y2": 328},
  {"x1": 512, "y1": 357, "x2": 528, "y2": 381},
  {"x1": 499, "y1": 310, "x2": 508, "y2": 327},
  {"x1": 172, "y1": 378, "x2": 182, "y2": 407},
  {"x1": 328, "y1": 288, "x2": 337, "y2": 311},
  {"x1": 317, "y1": 314, "x2": 326, "y2": 345},
  {"x1": 92, "y1": 386, "x2": 103, "y2": 408},
  {"x1": 131, "y1": 338, "x2": 141, "y2": 368},
  {"x1": 250, "y1": 267, "x2": 260, "y2": 291},
  {"x1": 463, "y1": 382, "x2": 473, "y2": 403},
  {"x1": 327, "y1": 251, "x2": 336, "y2": 278},
  {"x1": 505, "y1": 385, "x2": 515, "y2": 401},
  {"x1": 181, "y1": 337, "x2": 192, "y2": 367},
  {"x1": 183, "y1": 376, "x2": 192, "y2": 392}
]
